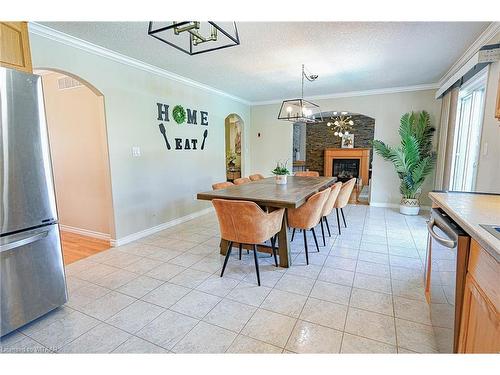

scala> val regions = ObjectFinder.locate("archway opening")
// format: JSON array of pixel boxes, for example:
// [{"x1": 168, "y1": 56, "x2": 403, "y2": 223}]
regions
[
  {"x1": 292, "y1": 111, "x2": 376, "y2": 204},
  {"x1": 35, "y1": 68, "x2": 114, "y2": 264},
  {"x1": 224, "y1": 114, "x2": 244, "y2": 182}
]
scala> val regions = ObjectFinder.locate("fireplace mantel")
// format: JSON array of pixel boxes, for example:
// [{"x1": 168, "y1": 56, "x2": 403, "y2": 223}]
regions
[{"x1": 324, "y1": 148, "x2": 370, "y2": 186}]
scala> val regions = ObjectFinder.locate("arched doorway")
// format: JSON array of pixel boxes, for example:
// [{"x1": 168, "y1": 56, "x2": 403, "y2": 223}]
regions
[
  {"x1": 224, "y1": 114, "x2": 244, "y2": 182},
  {"x1": 292, "y1": 111, "x2": 376, "y2": 204},
  {"x1": 34, "y1": 68, "x2": 114, "y2": 264}
]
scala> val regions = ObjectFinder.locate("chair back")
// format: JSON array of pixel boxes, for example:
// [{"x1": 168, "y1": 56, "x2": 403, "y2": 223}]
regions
[
  {"x1": 287, "y1": 188, "x2": 330, "y2": 230},
  {"x1": 249, "y1": 174, "x2": 264, "y2": 181},
  {"x1": 334, "y1": 178, "x2": 356, "y2": 208},
  {"x1": 212, "y1": 199, "x2": 284, "y2": 244},
  {"x1": 233, "y1": 177, "x2": 251, "y2": 185},
  {"x1": 321, "y1": 182, "x2": 342, "y2": 217},
  {"x1": 295, "y1": 171, "x2": 320, "y2": 177},
  {"x1": 212, "y1": 181, "x2": 234, "y2": 190}
]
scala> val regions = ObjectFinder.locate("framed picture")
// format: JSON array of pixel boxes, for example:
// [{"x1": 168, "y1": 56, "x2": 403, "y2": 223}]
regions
[{"x1": 341, "y1": 134, "x2": 354, "y2": 148}]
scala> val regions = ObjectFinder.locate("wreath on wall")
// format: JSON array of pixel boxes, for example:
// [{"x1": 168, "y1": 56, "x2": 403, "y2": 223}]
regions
[{"x1": 172, "y1": 105, "x2": 186, "y2": 124}]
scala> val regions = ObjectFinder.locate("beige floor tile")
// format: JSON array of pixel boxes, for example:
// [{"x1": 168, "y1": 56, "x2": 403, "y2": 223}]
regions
[
  {"x1": 324, "y1": 256, "x2": 357, "y2": 272},
  {"x1": 136, "y1": 310, "x2": 198, "y2": 350},
  {"x1": 145, "y1": 263, "x2": 186, "y2": 281},
  {"x1": 117, "y1": 275, "x2": 164, "y2": 298},
  {"x1": 59, "y1": 323, "x2": 130, "y2": 353},
  {"x1": 241, "y1": 309, "x2": 296, "y2": 348},
  {"x1": 102, "y1": 252, "x2": 143, "y2": 269},
  {"x1": 261, "y1": 289, "x2": 307, "y2": 318},
  {"x1": 203, "y1": 299, "x2": 256, "y2": 333},
  {"x1": 353, "y1": 273, "x2": 392, "y2": 294},
  {"x1": 341, "y1": 333, "x2": 397, "y2": 353},
  {"x1": 141, "y1": 282, "x2": 191, "y2": 308},
  {"x1": 391, "y1": 279, "x2": 426, "y2": 302},
  {"x1": 123, "y1": 257, "x2": 164, "y2": 274},
  {"x1": 349, "y1": 288, "x2": 394, "y2": 316},
  {"x1": 356, "y1": 260, "x2": 391, "y2": 278},
  {"x1": 79, "y1": 291, "x2": 136, "y2": 321},
  {"x1": 226, "y1": 281, "x2": 272, "y2": 306},
  {"x1": 358, "y1": 251, "x2": 389, "y2": 265},
  {"x1": 112, "y1": 336, "x2": 168, "y2": 353},
  {"x1": 318, "y1": 267, "x2": 355, "y2": 287},
  {"x1": 168, "y1": 253, "x2": 206, "y2": 267},
  {"x1": 168, "y1": 268, "x2": 212, "y2": 288},
  {"x1": 172, "y1": 321, "x2": 236, "y2": 353},
  {"x1": 329, "y1": 247, "x2": 359, "y2": 259},
  {"x1": 274, "y1": 274, "x2": 315, "y2": 296},
  {"x1": 393, "y1": 296, "x2": 431, "y2": 325},
  {"x1": 389, "y1": 255, "x2": 423, "y2": 270},
  {"x1": 170, "y1": 290, "x2": 221, "y2": 319},
  {"x1": 359, "y1": 242, "x2": 389, "y2": 254},
  {"x1": 395, "y1": 318, "x2": 438, "y2": 353},
  {"x1": 345, "y1": 307, "x2": 396, "y2": 345},
  {"x1": 106, "y1": 300, "x2": 165, "y2": 333},
  {"x1": 286, "y1": 264, "x2": 322, "y2": 279},
  {"x1": 196, "y1": 274, "x2": 240, "y2": 297},
  {"x1": 226, "y1": 334, "x2": 282, "y2": 353},
  {"x1": 299, "y1": 297, "x2": 347, "y2": 330},
  {"x1": 310, "y1": 280, "x2": 351, "y2": 305},
  {"x1": 285, "y1": 320, "x2": 342, "y2": 353}
]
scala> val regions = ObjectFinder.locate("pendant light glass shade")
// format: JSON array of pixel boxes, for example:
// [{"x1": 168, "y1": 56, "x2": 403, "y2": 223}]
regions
[{"x1": 277, "y1": 99, "x2": 322, "y2": 123}]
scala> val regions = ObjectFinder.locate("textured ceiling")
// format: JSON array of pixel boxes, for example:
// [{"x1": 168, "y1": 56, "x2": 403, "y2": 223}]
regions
[{"x1": 40, "y1": 22, "x2": 490, "y2": 102}]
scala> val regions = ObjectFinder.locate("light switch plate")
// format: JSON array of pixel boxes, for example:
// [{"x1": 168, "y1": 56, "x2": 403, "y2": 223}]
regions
[{"x1": 132, "y1": 146, "x2": 141, "y2": 157}]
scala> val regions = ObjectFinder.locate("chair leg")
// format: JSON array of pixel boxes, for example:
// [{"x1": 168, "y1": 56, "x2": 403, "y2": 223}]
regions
[
  {"x1": 270, "y1": 235, "x2": 278, "y2": 267},
  {"x1": 220, "y1": 241, "x2": 233, "y2": 277},
  {"x1": 320, "y1": 217, "x2": 326, "y2": 246},
  {"x1": 302, "y1": 229, "x2": 309, "y2": 265},
  {"x1": 291, "y1": 228, "x2": 296, "y2": 242},
  {"x1": 311, "y1": 228, "x2": 320, "y2": 252},
  {"x1": 341, "y1": 208, "x2": 347, "y2": 228},
  {"x1": 336, "y1": 208, "x2": 341, "y2": 235},
  {"x1": 252, "y1": 244, "x2": 261, "y2": 286},
  {"x1": 324, "y1": 216, "x2": 332, "y2": 237},
  {"x1": 239, "y1": 243, "x2": 242, "y2": 260}
]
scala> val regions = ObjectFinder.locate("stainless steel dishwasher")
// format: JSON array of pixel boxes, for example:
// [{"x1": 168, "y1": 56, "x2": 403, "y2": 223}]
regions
[{"x1": 425, "y1": 208, "x2": 470, "y2": 353}]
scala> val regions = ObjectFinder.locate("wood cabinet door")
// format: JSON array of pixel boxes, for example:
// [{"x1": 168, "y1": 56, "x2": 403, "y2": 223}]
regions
[
  {"x1": 0, "y1": 21, "x2": 33, "y2": 73},
  {"x1": 458, "y1": 273, "x2": 500, "y2": 353}
]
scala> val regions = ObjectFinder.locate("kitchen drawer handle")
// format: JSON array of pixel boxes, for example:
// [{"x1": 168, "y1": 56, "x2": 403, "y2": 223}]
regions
[
  {"x1": 427, "y1": 219, "x2": 456, "y2": 248},
  {"x1": 0, "y1": 231, "x2": 49, "y2": 253}
]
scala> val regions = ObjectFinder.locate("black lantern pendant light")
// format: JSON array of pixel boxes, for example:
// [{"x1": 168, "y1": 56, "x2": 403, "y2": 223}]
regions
[
  {"x1": 148, "y1": 22, "x2": 240, "y2": 55},
  {"x1": 278, "y1": 64, "x2": 323, "y2": 124}
]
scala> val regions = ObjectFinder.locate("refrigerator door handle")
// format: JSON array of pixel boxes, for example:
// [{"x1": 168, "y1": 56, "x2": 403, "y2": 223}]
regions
[
  {"x1": 427, "y1": 219, "x2": 456, "y2": 248},
  {"x1": 0, "y1": 230, "x2": 49, "y2": 253}
]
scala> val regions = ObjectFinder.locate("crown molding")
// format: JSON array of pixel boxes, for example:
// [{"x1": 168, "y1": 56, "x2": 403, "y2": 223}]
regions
[
  {"x1": 250, "y1": 83, "x2": 440, "y2": 106},
  {"x1": 28, "y1": 22, "x2": 252, "y2": 106},
  {"x1": 438, "y1": 21, "x2": 500, "y2": 87}
]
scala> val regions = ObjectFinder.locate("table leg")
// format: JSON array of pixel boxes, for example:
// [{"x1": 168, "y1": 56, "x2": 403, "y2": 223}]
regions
[{"x1": 277, "y1": 213, "x2": 291, "y2": 268}]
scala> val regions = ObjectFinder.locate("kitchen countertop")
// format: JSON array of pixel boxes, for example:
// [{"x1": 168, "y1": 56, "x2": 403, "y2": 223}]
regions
[{"x1": 428, "y1": 192, "x2": 500, "y2": 262}]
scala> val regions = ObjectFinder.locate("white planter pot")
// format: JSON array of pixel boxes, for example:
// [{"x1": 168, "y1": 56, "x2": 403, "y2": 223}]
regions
[
  {"x1": 275, "y1": 175, "x2": 288, "y2": 185},
  {"x1": 400, "y1": 198, "x2": 420, "y2": 215}
]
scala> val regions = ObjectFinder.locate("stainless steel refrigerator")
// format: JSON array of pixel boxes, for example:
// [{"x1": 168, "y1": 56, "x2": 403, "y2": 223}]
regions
[{"x1": 1, "y1": 67, "x2": 67, "y2": 336}]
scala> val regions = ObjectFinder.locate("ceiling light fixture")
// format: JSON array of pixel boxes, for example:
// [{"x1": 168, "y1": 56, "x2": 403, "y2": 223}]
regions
[
  {"x1": 278, "y1": 64, "x2": 323, "y2": 124},
  {"x1": 148, "y1": 22, "x2": 240, "y2": 55},
  {"x1": 327, "y1": 113, "x2": 354, "y2": 138}
]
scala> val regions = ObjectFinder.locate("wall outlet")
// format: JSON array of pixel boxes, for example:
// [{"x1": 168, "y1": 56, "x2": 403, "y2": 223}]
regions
[{"x1": 132, "y1": 146, "x2": 141, "y2": 157}]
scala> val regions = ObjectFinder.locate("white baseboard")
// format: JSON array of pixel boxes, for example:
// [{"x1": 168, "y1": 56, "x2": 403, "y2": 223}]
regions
[
  {"x1": 59, "y1": 225, "x2": 111, "y2": 241},
  {"x1": 110, "y1": 207, "x2": 215, "y2": 247},
  {"x1": 369, "y1": 202, "x2": 431, "y2": 211}
]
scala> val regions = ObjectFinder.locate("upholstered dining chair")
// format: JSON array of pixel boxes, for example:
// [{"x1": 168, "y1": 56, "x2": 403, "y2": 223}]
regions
[
  {"x1": 212, "y1": 199, "x2": 284, "y2": 286},
  {"x1": 249, "y1": 174, "x2": 265, "y2": 181},
  {"x1": 233, "y1": 177, "x2": 251, "y2": 185},
  {"x1": 287, "y1": 188, "x2": 331, "y2": 265},
  {"x1": 212, "y1": 181, "x2": 234, "y2": 190},
  {"x1": 295, "y1": 171, "x2": 320, "y2": 177},
  {"x1": 319, "y1": 182, "x2": 342, "y2": 245},
  {"x1": 333, "y1": 178, "x2": 356, "y2": 234}
]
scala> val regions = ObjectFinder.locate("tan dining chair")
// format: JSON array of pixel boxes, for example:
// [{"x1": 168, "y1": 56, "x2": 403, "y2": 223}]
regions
[
  {"x1": 249, "y1": 174, "x2": 265, "y2": 181},
  {"x1": 212, "y1": 199, "x2": 284, "y2": 286},
  {"x1": 287, "y1": 188, "x2": 331, "y2": 265},
  {"x1": 319, "y1": 182, "x2": 342, "y2": 245},
  {"x1": 333, "y1": 178, "x2": 356, "y2": 234},
  {"x1": 233, "y1": 177, "x2": 251, "y2": 185},
  {"x1": 295, "y1": 171, "x2": 320, "y2": 177},
  {"x1": 212, "y1": 181, "x2": 234, "y2": 190}
]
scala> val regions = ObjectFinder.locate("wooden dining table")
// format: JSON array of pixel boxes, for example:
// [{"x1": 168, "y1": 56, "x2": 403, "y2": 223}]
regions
[{"x1": 197, "y1": 176, "x2": 336, "y2": 268}]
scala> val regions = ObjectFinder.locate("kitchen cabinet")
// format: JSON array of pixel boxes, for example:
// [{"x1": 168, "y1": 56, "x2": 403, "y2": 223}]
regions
[
  {"x1": 458, "y1": 240, "x2": 500, "y2": 353},
  {"x1": 0, "y1": 22, "x2": 32, "y2": 73}
]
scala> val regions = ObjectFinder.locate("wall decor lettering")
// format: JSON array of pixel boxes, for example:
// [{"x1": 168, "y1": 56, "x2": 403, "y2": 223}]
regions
[{"x1": 157, "y1": 102, "x2": 209, "y2": 151}]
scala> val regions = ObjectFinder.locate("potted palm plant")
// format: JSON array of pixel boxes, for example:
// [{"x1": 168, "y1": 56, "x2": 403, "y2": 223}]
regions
[
  {"x1": 372, "y1": 111, "x2": 436, "y2": 215},
  {"x1": 272, "y1": 161, "x2": 290, "y2": 185}
]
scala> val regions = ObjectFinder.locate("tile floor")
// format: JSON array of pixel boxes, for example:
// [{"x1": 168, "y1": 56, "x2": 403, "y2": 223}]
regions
[{"x1": 0, "y1": 205, "x2": 438, "y2": 354}]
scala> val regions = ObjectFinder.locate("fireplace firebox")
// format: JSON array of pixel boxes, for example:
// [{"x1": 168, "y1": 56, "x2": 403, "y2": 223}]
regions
[{"x1": 332, "y1": 159, "x2": 360, "y2": 182}]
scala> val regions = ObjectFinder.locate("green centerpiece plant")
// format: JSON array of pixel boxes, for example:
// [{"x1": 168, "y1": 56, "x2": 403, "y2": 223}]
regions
[
  {"x1": 271, "y1": 161, "x2": 290, "y2": 185},
  {"x1": 371, "y1": 111, "x2": 436, "y2": 215}
]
